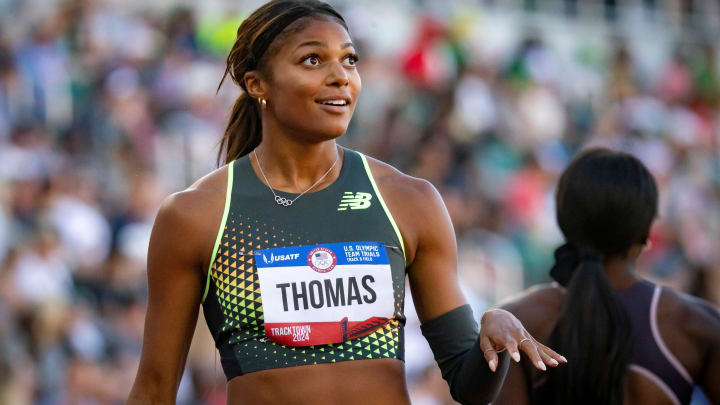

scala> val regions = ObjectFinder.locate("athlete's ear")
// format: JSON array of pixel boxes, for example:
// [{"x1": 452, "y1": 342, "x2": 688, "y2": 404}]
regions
[
  {"x1": 642, "y1": 239, "x2": 653, "y2": 253},
  {"x1": 243, "y1": 71, "x2": 268, "y2": 101}
]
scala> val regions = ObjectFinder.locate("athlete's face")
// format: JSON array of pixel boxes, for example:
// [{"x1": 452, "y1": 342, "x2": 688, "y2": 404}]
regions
[{"x1": 260, "y1": 18, "x2": 361, "y2": 141}]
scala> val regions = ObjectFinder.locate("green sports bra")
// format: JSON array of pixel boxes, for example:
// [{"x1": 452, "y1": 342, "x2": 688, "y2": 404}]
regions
[{"x1": 201, "y1": 148, "x2": 407, "y2": 379}]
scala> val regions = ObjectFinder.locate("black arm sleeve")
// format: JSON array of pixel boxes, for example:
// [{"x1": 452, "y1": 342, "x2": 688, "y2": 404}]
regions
[{"x1": 420, "y1": 304, "x2": 510, "y2": 405}]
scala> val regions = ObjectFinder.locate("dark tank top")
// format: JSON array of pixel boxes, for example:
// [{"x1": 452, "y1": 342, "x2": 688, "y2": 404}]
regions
[
  {"x1": 201, "y1": 148, "x2": 407, "y2": 379},
  {"x1": 615, "y1": 281, "x2": 694, "y2": 405}
]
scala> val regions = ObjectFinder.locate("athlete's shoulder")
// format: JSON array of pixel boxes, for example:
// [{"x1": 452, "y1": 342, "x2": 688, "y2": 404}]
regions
[
  {"x1": 361, "y1": 152, "x2": 440, "y2": 206},
  {"x1": 152, "y1": 164, "x2": 230, "y2": 254},
  {"x1": 658, "y1": 286, "x2": 720, "y2": 345},
  {"x1": 162, "y1": 163, "x2": 228, "y2": 218},
  {"x1": 359, "y1": 152, "x2": 447, "y2": 264},
  {"x1": 499, "y1": 283, "x2": 565, "y2": 341}
]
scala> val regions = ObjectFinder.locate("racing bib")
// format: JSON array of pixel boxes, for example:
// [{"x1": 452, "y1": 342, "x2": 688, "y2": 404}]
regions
[{"x1": 255, "y1": 241, "x2": 394, "y2": 347}]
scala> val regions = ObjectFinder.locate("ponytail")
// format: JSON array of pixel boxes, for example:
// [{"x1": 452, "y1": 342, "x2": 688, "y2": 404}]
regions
[
  {"x1": 543, "y1": 244, "x2": 633, "y2": 405},
  {"x1": 217, "y1": 93, "x2": 262, "y2": 165}
]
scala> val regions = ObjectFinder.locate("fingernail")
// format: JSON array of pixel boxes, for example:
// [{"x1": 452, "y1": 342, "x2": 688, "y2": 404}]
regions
[
  {"x1": 512, "y1": 352, "x2": 520, "y2": 362},
  {"x1": 550, "y1": 359, "x2": 559, "y2": 366},
  {"x1": 537, "y1": 360, "x2": 547, "y2": 371},
  {"x1": 489, "y1": 359, "x2": 497, "y2": 372},
  {"x1": 560, "y1": 355, "x2": 568, "y2": 363}
]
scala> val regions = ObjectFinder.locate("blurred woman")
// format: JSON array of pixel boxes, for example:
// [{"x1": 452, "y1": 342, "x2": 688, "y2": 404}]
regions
[
  {"x1": 126, "y1": 1, "x2": 564, "y2": 404},
  {"x1": 495, "y1": 148, "x2": 720, "y2": 405}
]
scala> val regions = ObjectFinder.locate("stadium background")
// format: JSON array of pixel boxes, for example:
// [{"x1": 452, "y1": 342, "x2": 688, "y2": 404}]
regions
[{"x1": 0, "y1": 0, "x2": 718, "y2": 403}]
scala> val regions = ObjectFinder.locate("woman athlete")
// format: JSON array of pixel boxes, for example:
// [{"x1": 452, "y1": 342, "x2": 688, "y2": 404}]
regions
[
  {"x1": 126, "y1": 1, "x2": 565, "y2": 404},
  {"x1": 494, "y1": 148, "x2": 720, "y2": 405}
]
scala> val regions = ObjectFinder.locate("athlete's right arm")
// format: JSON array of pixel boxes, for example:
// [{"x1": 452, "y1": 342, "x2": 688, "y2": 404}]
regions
[{"x1": 126, "y1": 190, "x2": 218, "y2": 404}]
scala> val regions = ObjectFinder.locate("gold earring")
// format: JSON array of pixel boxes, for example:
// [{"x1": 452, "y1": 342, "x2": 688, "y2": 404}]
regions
[{"x1": 259, "y1": 98, "x2": 267, "y2": 109}]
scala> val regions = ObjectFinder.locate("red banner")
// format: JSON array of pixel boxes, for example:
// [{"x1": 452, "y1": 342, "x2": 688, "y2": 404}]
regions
[{"x1": 265, "y1": 316, "x2": 389, "y2": 346}]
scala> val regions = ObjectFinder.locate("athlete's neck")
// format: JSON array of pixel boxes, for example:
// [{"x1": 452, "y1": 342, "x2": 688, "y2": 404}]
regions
[
  {"x1": 603, "y1": 256, "x2": 642, "y2": 290},
  {"x1": 251, "y1": 132, "x2": 342, "y2": 194}
]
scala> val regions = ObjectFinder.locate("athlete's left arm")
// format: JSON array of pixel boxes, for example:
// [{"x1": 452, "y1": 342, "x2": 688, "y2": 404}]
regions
[
  {"x1": 375, "y1": 166, "x2": 564, "y2": 404},
  {"x1": 685, "y1": 297, "x2": 720, "y2": 403}
]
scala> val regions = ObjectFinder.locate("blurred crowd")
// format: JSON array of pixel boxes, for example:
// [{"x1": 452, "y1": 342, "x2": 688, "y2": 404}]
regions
[{"x1": 0, "y1": 0, "x2": 718, "y2": 404}]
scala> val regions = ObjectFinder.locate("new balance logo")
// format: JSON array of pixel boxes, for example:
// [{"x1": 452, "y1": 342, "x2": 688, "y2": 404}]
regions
[{"x1": 338, "y1": 192, "x2": 373, "y2": 211}]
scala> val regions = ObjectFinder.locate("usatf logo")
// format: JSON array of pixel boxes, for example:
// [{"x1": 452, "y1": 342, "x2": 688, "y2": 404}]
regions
[
  {"x1": 337, "y1": 192, "x2": 373, "y2": 211},
  {"x1": 262, "y1": 252, "x2": 300, "y2": 265}
]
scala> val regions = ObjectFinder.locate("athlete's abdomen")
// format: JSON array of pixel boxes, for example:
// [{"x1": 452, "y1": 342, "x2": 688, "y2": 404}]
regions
[{"x1": 226, "y1": 358, "x2": 410, "y2": 405}]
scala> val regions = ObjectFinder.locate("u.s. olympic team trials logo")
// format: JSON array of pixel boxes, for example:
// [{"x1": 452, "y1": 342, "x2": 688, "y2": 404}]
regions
[{"x1": 307, "y1": 247, "x2": 337, "y2": 273}]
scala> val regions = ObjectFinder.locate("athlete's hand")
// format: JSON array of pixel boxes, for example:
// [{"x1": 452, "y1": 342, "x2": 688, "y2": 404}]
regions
[{"x1": 479, "y1": 308, "x2": 567, "y2": 372}]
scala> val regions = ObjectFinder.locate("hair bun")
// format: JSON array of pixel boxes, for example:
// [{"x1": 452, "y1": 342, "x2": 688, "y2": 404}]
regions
[
  {"x1": 550, "y1": 244, "x2": 604, "y2": 286},
  {"x1": 550, "y1": 243, "x2": 580, "y2": 286}
]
